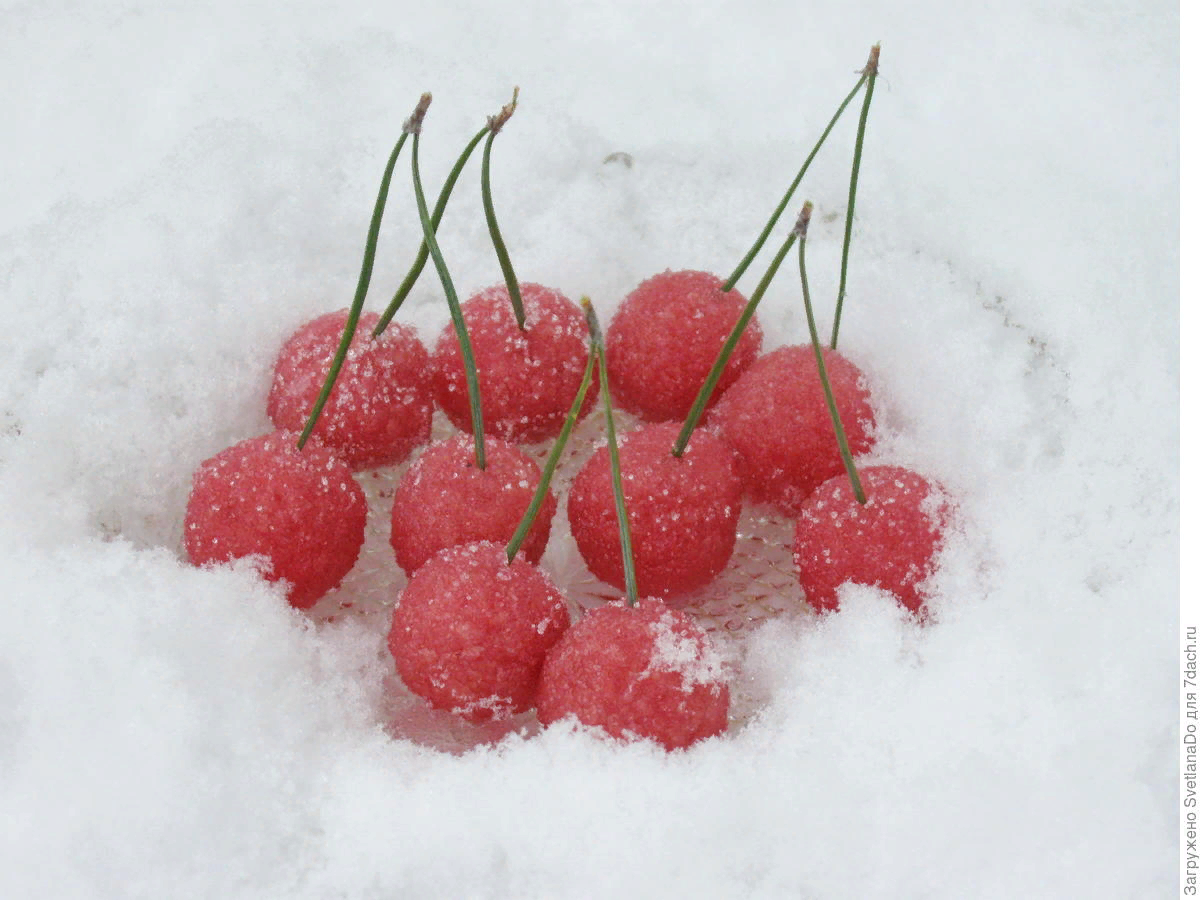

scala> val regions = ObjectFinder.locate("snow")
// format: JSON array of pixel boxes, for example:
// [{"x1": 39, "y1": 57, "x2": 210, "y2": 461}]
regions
[{"x1": 0, "y1": 1, "x2": 1177, "y2": 897}]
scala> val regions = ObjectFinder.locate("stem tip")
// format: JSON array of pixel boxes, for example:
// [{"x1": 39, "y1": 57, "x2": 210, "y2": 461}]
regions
[
  {"x1": 405, "y1": 93, "x2": 432, "y2": 134},
  {"x1": 794, "y1": 201, "x2": 814, "y2": 239},
  {"x1": 581, "y1": 296, "x2": 604, "y2": 351},
  {"x1": 862, "y1": 44, "x2": 880, "y2": 76},
  {"x1": 489, "y1": 87, "x2": 519, "y2": 133}
]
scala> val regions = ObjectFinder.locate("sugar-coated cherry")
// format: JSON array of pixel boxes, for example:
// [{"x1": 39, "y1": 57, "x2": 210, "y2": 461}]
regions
[
  {"x1": 709, "y1": 344, "x2": 875, "y2": 515},
  {"x1": 433, "y1": 283, "x2": 596, "y2": 444},
  {"x1": 388, "y1": 541, "x2": 571, "y2": 723},
  {"x1": 390, "y1": 434, "x2": 556, "y2": 577},
  {"x1": 794, "y1": 465, "x2": 948, "y2": 614},
  {"x1": 268, "y1": 310, "x2": 432, "y2": 470},
  {"x1": 536, "y1": 599, "x2": 729, "y2": 750},
  {"x1": 606, "y1": 270, "x2": 763, "y2": 423},
  {"x1": 183, "y1": 431, "x2": 367, "y2": 609},
  {"x1": 568, "y1": 422, "x2": 742, "y2": 598}
]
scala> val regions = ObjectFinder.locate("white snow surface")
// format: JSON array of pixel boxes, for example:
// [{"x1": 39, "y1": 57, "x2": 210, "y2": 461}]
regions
[{"x1": 0, "y1": 2, "x2": 1177, "y2": 898}]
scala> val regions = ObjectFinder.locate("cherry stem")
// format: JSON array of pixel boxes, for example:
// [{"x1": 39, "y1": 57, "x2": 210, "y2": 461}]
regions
[
  {"x1": 673, "y1": 225, "x2": 797, "y2": 458},
  {"x1": 830, "y1": 43, "x2": 880, "y2": 350},
  {"x1": 410, "y1": 105, "x2": 487, "y2": 470},
  {"x1": 296, "y1": 122, "x2": 412, "y2": 450},
  {"x1": 373, "y1": 125, "x2": 489, "y2": 336},
  {"x1": 797, "y1": 202, "x2": 867, "y2": 505},
  {"x1": 583, "y1": 298, "x2": 639, "y2": 607},
  {"x1": 722, "y1": 65, "x2": 869, "y2": 294},
  {"x1": 482, "y1": 88, "x2": 525, "y2": 329},
  {"x1": 505, "y1": 344, "x2": 596, "y2": 564}
]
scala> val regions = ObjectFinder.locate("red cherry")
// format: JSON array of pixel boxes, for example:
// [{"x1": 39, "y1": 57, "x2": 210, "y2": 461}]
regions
[
  {"x1": 390, "y1": 434, "x2": 556, "y2": 577},
  {"x1": 568, "y1": 422, "x2": 742, "y2": 598},
  {"x1": 183, "y1": 431, "x2": 367, "y2": 609},
  {"x1": 709, "y1": 344, "x2": 875, "y2": 515},
  {"x1": 793, "y1": 465, "x2": 948, "y2": 614},
  {"x1": 536, "y1": 598, "x2": 729, "y2": 750},
  {"x1": 433, "y1": 283, "x2": 596, "y2": 444},
  {"x1": 388, "y1": 541, "x2": 571, "y2": 723},
  {"x1": 268, "y1": 310, "x2": 432, "y2": 470},
  {"x1": 606, "y1": 270, "x2": 763, "y2": 423}
]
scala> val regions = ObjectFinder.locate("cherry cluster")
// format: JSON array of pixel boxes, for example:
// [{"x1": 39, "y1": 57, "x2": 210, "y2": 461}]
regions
[{"x1": 182, "y1": 46, "x2": 951, "y2": 751}]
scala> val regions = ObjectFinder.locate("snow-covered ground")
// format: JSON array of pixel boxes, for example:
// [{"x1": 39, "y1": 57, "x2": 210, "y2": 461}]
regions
[{"x1": 0, "y1": 2, "x2": 1178, "y2": 897}]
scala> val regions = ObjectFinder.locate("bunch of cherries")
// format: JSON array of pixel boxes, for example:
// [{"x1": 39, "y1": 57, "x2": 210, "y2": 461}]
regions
[{"x1": 183, "y1": 47, "x2": 950, "y2": 751}]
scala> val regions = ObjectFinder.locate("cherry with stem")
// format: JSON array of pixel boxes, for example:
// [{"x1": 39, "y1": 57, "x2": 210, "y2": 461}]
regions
[{"x1": 605, "y1": 48, "x2": 878, "y2": 428}]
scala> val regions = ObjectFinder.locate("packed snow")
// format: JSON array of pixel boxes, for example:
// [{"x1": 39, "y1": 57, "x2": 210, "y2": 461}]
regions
[{"x1": 0, "y1": 1, "x2": 1178, "y2": 897}]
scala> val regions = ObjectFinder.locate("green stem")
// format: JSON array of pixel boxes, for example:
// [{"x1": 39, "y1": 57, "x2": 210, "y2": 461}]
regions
[
  {"x1": 412, "y1": 129, "x2": 487, "y2": 470},
  {"x1": 505, "y1": 348, "x2": 596, "y2": 563},
  {"x1": 297, "y1": 130, "x2": 408, "y2": 450},
  {"x1": 722, "y1": 70, "x2": 868, "y2": 293},
  {"x1": 673, "y1": 228, "x2": 797, "y2": 458},
  {"x1": 373, "y1": 125, "x2": 489, "y2": 336},
  {"x1": 830, "y1": 43, "x2": 880, "y2": 350},
  {"x1": 797, "y1": 202, "x2": 866, "y2": 505},
  {"x1": 482, "y1": 88, "x2": 524, "y2": 329},
  {"x1": 583, "y1": 299, "x2": 638, "y2": 607}
]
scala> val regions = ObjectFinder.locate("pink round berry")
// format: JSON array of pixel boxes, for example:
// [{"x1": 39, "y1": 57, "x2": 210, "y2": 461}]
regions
[
  {"x1": 709, "y1": 344, "x2": 875, "y2": 515},
  {"x1": 568, "y1": 422, "x2": 742, "y2": 598},
  {"x1": 536, "y1": 599, "x2": 729, "y2": 750},
  {"x1": 606, "y1": 270, "x2": 762, "y2": 423},
  {"x1": 433, "y1": 283, "x2": 596, "y2": 444},
  {"x1": 268, "y1": 310, "x2": 432, "y2": 470},
  {"x1": 390, "y1": 435, "x2": 556, "y2": 577},
  {"x1": 388, "y1": 541, "x2": 571, "y2": 723},
  {"x1": 183, "y1": 431, "x2": 367, "y2": 609},
  {"x1": 794, "y1": 465, "x2": 949, "y2": 614}
]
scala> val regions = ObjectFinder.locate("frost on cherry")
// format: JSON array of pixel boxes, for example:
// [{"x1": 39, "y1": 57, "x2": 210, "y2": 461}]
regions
[
  {"x1": 710, "y1": 344, "x2": 876, "y2": 514},
  {"x1": 536, "y1": 598, "x2": 730, "y2": 751},
  {"x1": 183, "y1": 431, "x2": 367, "y2": 609},
  {"x1": 433, "y1": 283, "x2": 596, "y2": 444},
  {"x1": 794, "y1": 465, "x2": 950, "y2": 614},
  {"x1": 568, "y1": 421, "x2": 743, "y2": 598},
  {"x1": 390, "y1": 434, "x2": 556, "y2": 576},
  {"x1": 607, "y1": 269, "x2": 763, "y2": 423},
  {"x1": 268, "y1": 310, "x2": 433, "y2": 470},
  {"x1": 388, "y1": 541, "x2": 571, "y2": 723}
]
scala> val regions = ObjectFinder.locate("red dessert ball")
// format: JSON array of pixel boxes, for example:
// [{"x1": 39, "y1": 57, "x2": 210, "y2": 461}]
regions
[
  {"x1": 390, "y1": 434, "x2": 556, "y2": 577},
  {"x1": 709, "y1": 344, "x2": 876, "y2": 515},
  {"x1": 536, "y1": 599, "x2": 729, "y2": 750},
  {"x1": 568, "y1": 422, "x2": 742, "y2": 598},
  {"x1": 606, "y1": 269, "x2": 762, "y2": 423},
  {"x1": 433, "y1": 283, "x2": 596, "y2": 444},
  {"x1": 183, "y1": 431, "x2": 367, "y2": 609},
  {"x1": 268, "y1": 309, "x2": 432, "y2": 470},
  {"x1": 793, "y1": 465, "x2": 949, "y2": 614},
  {"x1": 388, "y1": 541, "x2": 571, "y2": 723}
]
